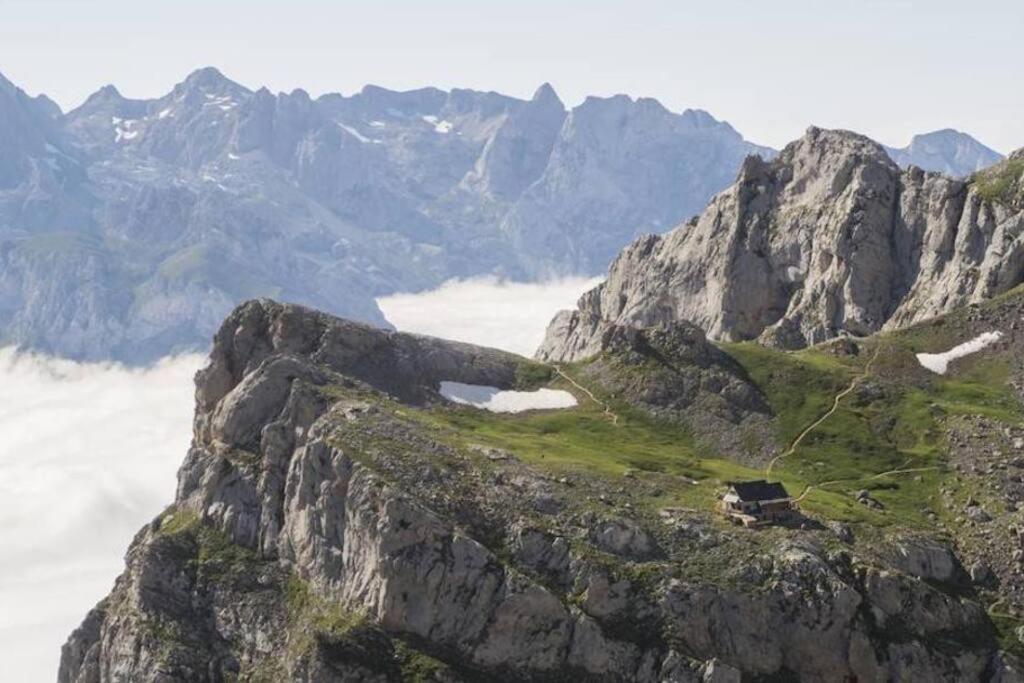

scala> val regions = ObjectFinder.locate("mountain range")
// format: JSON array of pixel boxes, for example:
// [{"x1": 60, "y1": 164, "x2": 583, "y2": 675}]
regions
[
  {"x1": 0, "y1": 67, "x2": 770, "y2": 362},
  {"x1": 0, "y1": 67, "x2": 1005, "y2": 363}
]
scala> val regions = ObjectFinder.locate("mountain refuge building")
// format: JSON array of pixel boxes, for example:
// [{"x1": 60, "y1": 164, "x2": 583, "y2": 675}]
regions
[{"x1": 718, "y1": 480, "x2": 798, "y2": 528}]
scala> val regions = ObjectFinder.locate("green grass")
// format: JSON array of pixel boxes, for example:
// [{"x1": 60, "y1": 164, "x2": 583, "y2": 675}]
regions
[
  {"x1": 403, "y1": 364, "x2": 791, "y2": 527},
  {"x1": 720, "y1": 342, "x2": 856, "y2": 445},
  {"x1": 990, "y1": 613, "x2": 1024, "y2": 659},
  {"x1": 973, "y1": 158, "x2": 1024, "y2": 208},
  {"x1": 330, "y1": 293, "x2": 1024, "y2": 539},
  {"x1": 284, "y1": 574, "x2": 368, "y2": 657},
  {"x1": 155, "y1": 507, "x2": 262, "y2": 579},
  {"x1": 405, "y1": 338, "x2": 1008, "y2": 529},
  {"x1": 393, "y1": 641, "x2": 455, "y2": 682},
  {"x1": 514, "y1": 360, "x2": 555, "y2": 390}
]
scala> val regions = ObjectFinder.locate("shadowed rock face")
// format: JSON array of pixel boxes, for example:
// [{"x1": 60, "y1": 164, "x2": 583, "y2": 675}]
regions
[
  {"x1": 58, "y1": 300, "x2": 1024, "y2": 682},
  {"x1": 539, "y1": 128, "x2": 1024, "y2": 360}
]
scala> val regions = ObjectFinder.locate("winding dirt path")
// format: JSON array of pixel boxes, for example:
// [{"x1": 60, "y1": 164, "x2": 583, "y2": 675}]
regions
[
  {"x1": 764, "y1": 345, "x2": 883, "y2": 480},
  {"x1": 553, "y1": 365, "x2": 619, "y2": 425},
  {"x1": 793, "y1": 465, "x2": 940, "y2": 503}
]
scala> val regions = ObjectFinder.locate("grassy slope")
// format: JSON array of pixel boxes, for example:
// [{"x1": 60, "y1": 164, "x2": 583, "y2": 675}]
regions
[{"x1": 418, "y1": 290, "x2": 1024, "y2": 539}]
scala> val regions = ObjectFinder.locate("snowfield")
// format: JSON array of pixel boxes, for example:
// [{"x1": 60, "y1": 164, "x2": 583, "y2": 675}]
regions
[
  {"x1": 916, "y1": 331, "x2": 1003, "y2": 374},
  {"x1": 439, "y1": 381, "x2": 577, "y2": 413}
]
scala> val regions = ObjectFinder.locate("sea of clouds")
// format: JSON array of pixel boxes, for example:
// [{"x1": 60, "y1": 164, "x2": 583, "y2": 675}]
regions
[
  {"x1": 0, "y1": 349, "x2": 204, "y2": 682},
  {"x1": 377, "y1": 275, "x2": 601, "y2": 356},
  {"x1": 1, "y1": 276, "x2": 600, "y2": 680}
]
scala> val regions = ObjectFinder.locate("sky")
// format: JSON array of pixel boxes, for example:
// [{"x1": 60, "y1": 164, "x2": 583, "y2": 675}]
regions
[{"x1": 0, "y1": 0, "x2": 1021, "y2": 152}]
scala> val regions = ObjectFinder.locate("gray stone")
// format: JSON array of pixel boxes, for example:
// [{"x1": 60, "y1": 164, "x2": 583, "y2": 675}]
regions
[{"x1": 539, "y1": 128, "x2": 1024, "y2": 360}]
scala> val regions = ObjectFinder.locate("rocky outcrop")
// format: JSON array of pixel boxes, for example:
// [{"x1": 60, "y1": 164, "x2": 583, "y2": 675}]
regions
[
  {"x1": 542, "y1": 319, "x2": 775, "y2": 463},
  {"x1": 60, "y1": 300, "x2": 1024, "y2": 681},
  {"x1": 540, "y1": 128, "x2": 1024, "y2": 359}
]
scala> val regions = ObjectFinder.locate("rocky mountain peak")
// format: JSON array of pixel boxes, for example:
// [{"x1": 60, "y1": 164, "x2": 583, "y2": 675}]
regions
[
  {"x1": 539, "y1": 125, "x2": 1024, "y2": 358},
  {"x1": 178, "y1": 66, "x2": 246, "y2": 93},
  {"x1": 786, "y1": 126, "x2": 896, "y2": 168},
  {"x1": 886, "y1": 128, "x2": 1004, "y2": 177},
  {"x1": 530, "y1": 81, "x2": 562, "y2": 107}
]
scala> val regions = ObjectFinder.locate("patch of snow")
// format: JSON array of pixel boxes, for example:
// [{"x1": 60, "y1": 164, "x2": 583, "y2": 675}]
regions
[
  {"x1": 421, "y1": 115, "x2": 453, "y2": 133},
  {"x1": 204, "y1": 96, "x2": 236, "y2": 110},
  {"x1": 110, "y1": 116, "x2": 122, "y2": 125},
  {"x1": 439, "y1": 381, "x2": 577, "y2": 413},
  {"x1": 369, "y1": 120, "x2": 386, "y2": 128},
  {"x1": 114, "y1": 127, "x2": 139, "y2": 143},
  {"x1": 337, "y1": 123, "x2": 381, "y2": 144},
  {"x1": 916, "y1": 331, "x2": 1003, "y2": 374},
  {"x1": 227, "y1": 153, "x2": 240, "y2": 160},
  {"x1": 157, "y1": 108, "x2": 173, "y2": 119},
  {"x1": 337, "y1": 122, "x2": 370, "y2": 143}
]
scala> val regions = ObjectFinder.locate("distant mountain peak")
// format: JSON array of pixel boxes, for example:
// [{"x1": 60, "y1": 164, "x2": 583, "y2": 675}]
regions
[
  {"x1": 0, "y1": 70, "x2": 17, "y2": 96},
  {"x1": 530, "y1": 82, "x2": 562, "y2": 108},
  {"x1": 177, "y1": 66, "x2": 249, "y2": 96},
  {"x1": 885, "y1": 128, "x2": 1003, "y2": 177},
  {"x1": 92, "y1": 84, "x2": 124, "y2": 101}
]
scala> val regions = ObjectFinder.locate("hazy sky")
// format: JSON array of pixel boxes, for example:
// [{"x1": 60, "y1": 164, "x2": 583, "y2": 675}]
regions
[{"x1": 1, "y1": 0, "x2": 1020, "y2": 151}]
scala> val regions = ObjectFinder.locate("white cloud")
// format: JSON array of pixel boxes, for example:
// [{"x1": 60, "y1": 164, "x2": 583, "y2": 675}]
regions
[
  {"x1": 0, "y1": 349, "x2": 203, "y2": 683},
  {"x1": 377, "y1": 276, "x2": 601, "y2": 357}
]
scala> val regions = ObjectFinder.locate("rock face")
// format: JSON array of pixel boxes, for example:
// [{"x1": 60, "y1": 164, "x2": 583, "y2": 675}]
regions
[
  {"x1": 0, "y1": 67, "x2": 769, "y2": 362},
  {"x1": 886, "y1": 128, "x2": 1004, "y2": 178},
  {"x1": 540, "y1": 127, "x2": 1024, "y2": 359},
  {"x1": 59, "y1": 300, "x2": 1023, "y2": 682}
]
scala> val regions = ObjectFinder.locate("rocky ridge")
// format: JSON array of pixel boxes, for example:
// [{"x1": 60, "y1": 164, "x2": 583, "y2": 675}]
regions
[
  {"x1": 539, "y1": 127, "x2": 1024, "y2": 361},
  {"x1": 59, "y1": 299, "x2": 1024, "y2": 682}
]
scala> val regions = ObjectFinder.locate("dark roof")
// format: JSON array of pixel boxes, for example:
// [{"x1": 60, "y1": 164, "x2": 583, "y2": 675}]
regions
[{"x1": 727, "y1": 480, "x2": 791, "y2": 501}]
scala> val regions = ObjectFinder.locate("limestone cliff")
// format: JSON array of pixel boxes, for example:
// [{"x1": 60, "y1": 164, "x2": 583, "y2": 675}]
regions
[{"x1": 539, "y1": 128, "x2": 1024, "y2": 361}]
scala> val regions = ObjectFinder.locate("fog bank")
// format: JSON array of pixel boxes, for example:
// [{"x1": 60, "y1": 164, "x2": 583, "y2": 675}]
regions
[
  {"x1": 378, "y1": 275, "x2": 601, "y2": 356},
  {"x1": 0, "y1": 349, "x2": 203, "y2": 682}
]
